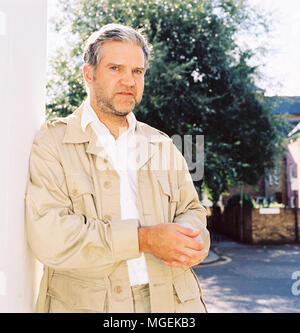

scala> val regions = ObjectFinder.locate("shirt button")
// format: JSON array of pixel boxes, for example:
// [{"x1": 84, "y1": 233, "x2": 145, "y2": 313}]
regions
[
  {"x1": 114, "y1": 286, "x2": 122, "y2": 294},
  {"x1": 103, "y1": 181, "x2": 112, "y2": 189}
]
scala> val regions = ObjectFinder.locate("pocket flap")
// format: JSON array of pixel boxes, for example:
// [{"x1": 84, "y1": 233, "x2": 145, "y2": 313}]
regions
[
  {"x1": 173, "y1": 269, "x2": 199, "y2": 303},
  {"x1": 48, "y1": 273, "x2": 106, "y2": 312},
  {"x1": 158, "y1": 178, "x2": 171, "y2": 196},
  {"x1": 158, "y1": 178, "x2": 179, "y2": 202}
]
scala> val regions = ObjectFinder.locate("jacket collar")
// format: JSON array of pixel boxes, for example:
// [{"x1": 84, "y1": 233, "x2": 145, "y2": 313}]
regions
[
  {"x1": 62, "y1": 102, "x2": 172, "y2": 169},
  {"x1": 62, "y1": 103, "x2": 90, "y2": 144}
]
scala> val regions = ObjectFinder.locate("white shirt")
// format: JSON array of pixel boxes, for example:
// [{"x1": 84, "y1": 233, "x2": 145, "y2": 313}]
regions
[{"x1": 81, "y1": 99, "x2": 149, "y2": 286}]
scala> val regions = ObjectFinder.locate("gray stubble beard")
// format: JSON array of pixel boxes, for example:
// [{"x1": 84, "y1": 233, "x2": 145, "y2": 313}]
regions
[{"x1": 94, "y1": 85, "x2": 139, "y2": 117}]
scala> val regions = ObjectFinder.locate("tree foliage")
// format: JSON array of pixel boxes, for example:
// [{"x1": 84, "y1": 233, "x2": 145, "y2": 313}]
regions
[{"x1": 47, "y1": 0, "x2": 289, "y2": 204}]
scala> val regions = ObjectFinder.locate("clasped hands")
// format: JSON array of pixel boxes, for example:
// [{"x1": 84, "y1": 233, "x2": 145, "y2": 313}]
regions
[{"x1": 138, "y1": 223, "x2": 208, "y2": 268}]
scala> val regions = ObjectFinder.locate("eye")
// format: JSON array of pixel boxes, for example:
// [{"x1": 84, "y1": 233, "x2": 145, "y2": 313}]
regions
[
  {"x1": 133, "y1": 69, "x2": 144, "y2": 75},
  {"x1": 110, "y1": 66, "x2": 119, "y2": 71}
]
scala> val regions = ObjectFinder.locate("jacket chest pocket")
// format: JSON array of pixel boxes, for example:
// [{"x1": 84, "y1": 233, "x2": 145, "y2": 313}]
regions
[
  {"x1": 66, "y1": 174, "x2": 98, "y2": 219},
  {"x1": 157, "y1": 177, "x2": 179, "y2": 223}
]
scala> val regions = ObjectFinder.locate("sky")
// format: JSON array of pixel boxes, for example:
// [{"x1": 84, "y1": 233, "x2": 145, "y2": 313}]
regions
[
  {"x1": 47, "y1": 0, "x2": 300, "y2": 97},
  {"x1": 248, "y1": 0, "x2": 300, "y2": 96}
]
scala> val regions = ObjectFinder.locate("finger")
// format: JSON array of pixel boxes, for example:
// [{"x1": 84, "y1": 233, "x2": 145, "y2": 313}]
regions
[
  {"x1": 191, "y1": 250, "x2": 209, "y2": 265},
  {"x1": 175, "y1": 224, "x2": 200, "y2": 238},
  {"x1": 183, "y1": 235, "x2": 204, "y2": 251},
  {"x1": 164, "y1": 249, "x2": 207, "y2": 267},
  {"x1": 163, "y1": 249, "x2": 208, "y2": 267},
  {"x1": 163, "y1": 260, "x2": 189, "y2": 268},
  {"x1": 181, "y1": 248, "x2": 208, "y2": 264}
]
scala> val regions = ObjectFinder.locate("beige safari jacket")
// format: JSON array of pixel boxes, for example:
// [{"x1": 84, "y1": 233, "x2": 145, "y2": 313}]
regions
[{"x1": 25, "y1": 103, "x2": 210, "y2": 313}]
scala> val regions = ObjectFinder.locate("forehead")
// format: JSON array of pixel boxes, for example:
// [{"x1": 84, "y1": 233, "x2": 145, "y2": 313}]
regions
[{"x1": 99, "y1": 41, "x2": 145, "y2": 67}]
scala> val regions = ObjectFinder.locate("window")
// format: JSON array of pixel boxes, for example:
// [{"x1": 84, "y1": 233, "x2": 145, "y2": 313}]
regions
[
  {"x1": 269, "y1": 173, "x2": 273, "y2": 186},
  {"x1": 291, "y1": 195, "x2": 295, "y2": 208},
  {"x1": 290, "y1": 164, "x2": 295, "y2": 181},
  {"x1": 274, "y1": 168, "x2": 279, "y2": 186}
]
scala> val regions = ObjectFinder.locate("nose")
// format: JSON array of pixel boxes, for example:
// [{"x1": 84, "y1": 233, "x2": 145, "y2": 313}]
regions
[{"x1": 120, "y1": 70, "x2": 135, "y2": 87}]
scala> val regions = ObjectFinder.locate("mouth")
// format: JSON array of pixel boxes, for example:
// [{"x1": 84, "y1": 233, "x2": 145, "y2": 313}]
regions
[{"x1": 116, "y1": 92, "x2": 134, "y2": 96}]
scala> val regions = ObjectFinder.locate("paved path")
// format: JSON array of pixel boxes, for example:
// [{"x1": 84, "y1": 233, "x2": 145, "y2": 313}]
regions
[{"x1": 194, "y1": 239, "x2": 300, "y2": 313}]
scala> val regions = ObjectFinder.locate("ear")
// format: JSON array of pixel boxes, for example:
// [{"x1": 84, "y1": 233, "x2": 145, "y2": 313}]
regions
[{"x1": 83, "y1": 64, "x2": 94, "y2": 87}]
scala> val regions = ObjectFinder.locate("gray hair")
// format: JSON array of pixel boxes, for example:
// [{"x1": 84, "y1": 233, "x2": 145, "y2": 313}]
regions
[{"x1": 83, "y1": 23, "x2": 151, "y2": 71}]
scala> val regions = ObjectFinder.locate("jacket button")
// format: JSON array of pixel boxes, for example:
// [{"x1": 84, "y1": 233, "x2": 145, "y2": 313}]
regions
[
  {"x1": 72, "y1": 189, "x2": 78, "y2": 196},
  {"x1": 103, "y1": 181, "x2": 111, "y2": 189},
  {"x1": 114, "y1": 286, "x2": 122, "y2": 294}
]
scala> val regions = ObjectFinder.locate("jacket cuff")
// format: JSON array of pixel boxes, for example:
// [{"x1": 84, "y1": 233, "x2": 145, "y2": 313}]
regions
[
  {"x1": 174, "y1": 216, "x2": 210, "y2": 252},
  {"x1": 110, "y1": 219, "x2": 140, "y2": 262}
]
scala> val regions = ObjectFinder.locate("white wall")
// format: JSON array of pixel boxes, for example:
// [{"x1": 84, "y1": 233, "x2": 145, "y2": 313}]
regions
[{"x1": 0, "y1": 0, "x2": 47, "y2": 312}]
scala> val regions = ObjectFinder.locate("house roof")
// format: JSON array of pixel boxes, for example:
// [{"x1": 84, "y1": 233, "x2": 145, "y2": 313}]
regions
[{"x1": 272, "y1": 96, "x2": 300, "y2": 115}]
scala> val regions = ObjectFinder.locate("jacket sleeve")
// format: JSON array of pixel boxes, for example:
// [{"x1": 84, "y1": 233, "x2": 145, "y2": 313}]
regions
[
  {"x1": 25, "y1": 122, "x2": 140, "y2": 270},
  {"x1": 173, "y1": 147, "x2": 210, "y2": 252}
]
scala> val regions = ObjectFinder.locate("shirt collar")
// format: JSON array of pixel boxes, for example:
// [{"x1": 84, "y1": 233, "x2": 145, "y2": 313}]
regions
[
  {"x1": 81, "y1": 97, "x2": 99, "y2": 132},
  {"x1": 62, "y1": 103, "x2": 171, "y2": 148}
]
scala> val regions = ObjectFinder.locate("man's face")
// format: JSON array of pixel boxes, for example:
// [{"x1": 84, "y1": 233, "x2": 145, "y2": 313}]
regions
[{"x1": 86, "y1": 41, "x2": 145, "y2": 117}]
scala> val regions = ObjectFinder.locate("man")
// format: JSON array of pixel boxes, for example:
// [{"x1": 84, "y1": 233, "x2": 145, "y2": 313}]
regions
[{"x1": 26, "y1": 23, "x2": 210, "y2": 313}]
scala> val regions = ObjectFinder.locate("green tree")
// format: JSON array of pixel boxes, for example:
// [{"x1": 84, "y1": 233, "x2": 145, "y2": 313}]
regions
[{"x1": 47, "y1": 0, "x2": 289, "y2": 204}]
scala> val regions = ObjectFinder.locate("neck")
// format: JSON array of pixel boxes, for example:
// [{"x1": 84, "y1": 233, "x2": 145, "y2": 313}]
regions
[{"x1": 90, "y1": 99, "x2": 129, "y2": 140}]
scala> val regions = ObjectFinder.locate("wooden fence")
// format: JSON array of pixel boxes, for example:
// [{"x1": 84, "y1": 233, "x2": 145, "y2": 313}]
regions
[{"x1": 207, "y1": 206, "x2": 300, "y2": 244}]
